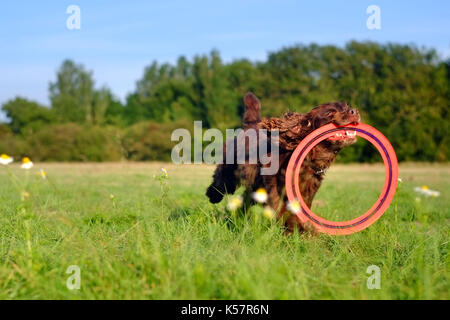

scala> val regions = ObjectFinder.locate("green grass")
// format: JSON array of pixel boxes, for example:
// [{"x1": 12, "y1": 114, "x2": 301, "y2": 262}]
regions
[{"x1": 0, "y1": 162, "x2": 448, "y2": 299}]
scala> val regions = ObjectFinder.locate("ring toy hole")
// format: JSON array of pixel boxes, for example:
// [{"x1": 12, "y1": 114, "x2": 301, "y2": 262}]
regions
[
  {"x1": 285, "y1": 123, "x2": 399, "y2": 235},
  {"x1": 311, "y1": 140, "x2": 384, "y2": 222}
]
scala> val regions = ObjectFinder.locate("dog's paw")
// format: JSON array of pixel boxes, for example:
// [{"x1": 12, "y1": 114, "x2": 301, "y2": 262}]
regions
[
  {"x1": 284, "y1": 215, "x2": 318, "y2": 236},
  {"x1": 300, "y1": 221, "x2": 318, "y2": 236},
  {"x1": 206, "y1": 184, "x2": 224, "y2": 203}
]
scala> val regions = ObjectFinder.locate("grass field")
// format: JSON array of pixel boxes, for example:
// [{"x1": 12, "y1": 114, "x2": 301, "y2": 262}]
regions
[{"x1": 0, "y1": 162, "x2": 448, "y2": 299}]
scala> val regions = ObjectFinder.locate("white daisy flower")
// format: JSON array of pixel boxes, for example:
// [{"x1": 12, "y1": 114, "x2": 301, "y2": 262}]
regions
[
  {"x1": 161, "y1": 168, "x2": 168, "y2": 177},
  {"x1": 0, "y1": 154, "x2": 13, "y2": 165},
  {"x1": 252, "y1": 188, "x2": 268, "y2": 203},
  {"x1": 227, "y1": 196, "x2": 243, "y2": 211},
  {"x1": 20, "y1": 157, "x2": 34, "y2": 170},
  {"x1": 287, "y1": 200, "x2": 301, "y2": 214},
  {"x1": 414, "y1": 186, "x2": 440, "y2": 197},
  {"x1": 40, "y1": 169, "x2": 47, "y2": 180},
  {"x1": 429, "y1": 191, "x2": 440, "y2": 197}
]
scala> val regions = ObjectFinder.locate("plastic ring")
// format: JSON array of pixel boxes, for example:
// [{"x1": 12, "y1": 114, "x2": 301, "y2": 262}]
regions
[{"x1": 285, "y1": 123, "x2": 399, "y2": 235}]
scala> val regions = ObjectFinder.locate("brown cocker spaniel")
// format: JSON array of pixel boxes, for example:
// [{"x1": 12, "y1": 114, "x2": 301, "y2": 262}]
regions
[{"x1": 206, "y1": 92, "x2": 361, "y2": 233}]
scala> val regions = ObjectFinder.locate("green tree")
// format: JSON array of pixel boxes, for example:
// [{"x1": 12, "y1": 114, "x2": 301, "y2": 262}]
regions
[
  {"x1": 1, "y1": 97, "x2": 55, "y2": 134},
  {"x1": 103, "y1": 91, "x2": 125, "y2": 126},
  {"x1": 49, "y1": 60, "x2": 95, "y2": 123},
  {"x1": 191, "y1": 50, "x2": 239, "y2": 129}
]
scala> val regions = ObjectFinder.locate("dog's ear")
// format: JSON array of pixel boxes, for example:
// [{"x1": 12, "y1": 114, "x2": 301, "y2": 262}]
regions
[
  {"x1": 284, "y1": 113, "x2": 313, "y2": 139},
  {"x1": 313, "y1": 116, "x2": 326, "y2": 129},
  {"x1": 312, "y1": 109, "x2": 337, "y2": 129},
  {"x1": 300, "y1": 114, "x2": 312, "y2": 128},
  {"x1": 243, "y1": 92, "x2": 261, "y2": 128}
]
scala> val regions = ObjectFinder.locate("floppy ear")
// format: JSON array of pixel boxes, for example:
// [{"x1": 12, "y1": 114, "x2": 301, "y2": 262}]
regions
[
  {"x1": 286, "y1": 114, "x2": 313, "y2": 139},
  {"x1": 312, "y1": 110, "x2": 336, "y2": 129},
  {"x1": 312, "y1": 114, "x2": 324, "y2": 129},
  {"x1": 300, "y1": 114, "x2": 312, "y2": 128}
]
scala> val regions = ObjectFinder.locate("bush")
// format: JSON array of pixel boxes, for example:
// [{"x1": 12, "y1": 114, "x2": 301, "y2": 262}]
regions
[
  {"x1": 1, "y1": 120, "x2": 192, "y2": 162},
  {"x1": 123, "y1": 120, "x2": 191, "y2": 161},
  {"x1": 0, "y1": 125, "x2": 28, "y2": 158},
  {"x1": 27, "y1": 123, "x2": 123, "y2": 161}
]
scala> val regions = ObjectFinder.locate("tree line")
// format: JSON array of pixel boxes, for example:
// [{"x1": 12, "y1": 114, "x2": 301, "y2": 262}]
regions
[{"x1": 1, "y1": 41, "x2": 449, "y2": 162}]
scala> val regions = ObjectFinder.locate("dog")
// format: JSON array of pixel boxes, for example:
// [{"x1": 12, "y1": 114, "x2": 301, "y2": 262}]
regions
[{"x1": 206, "y1": 92, "x2": 360, "y2": 233}]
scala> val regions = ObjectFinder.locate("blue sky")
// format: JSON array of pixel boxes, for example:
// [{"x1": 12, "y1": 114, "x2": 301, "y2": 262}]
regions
[{"x1": 0, "y1": 0, "x2": 449, "y2": 116}]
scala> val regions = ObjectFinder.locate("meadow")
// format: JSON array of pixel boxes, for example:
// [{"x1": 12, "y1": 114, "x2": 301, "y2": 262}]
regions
[{"x1": 0, "y1": 162, "x2": 448, "y2": 299}]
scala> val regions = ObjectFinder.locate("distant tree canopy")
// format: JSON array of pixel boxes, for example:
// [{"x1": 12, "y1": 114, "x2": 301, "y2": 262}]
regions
[
  {"x1": 1, "y1": 41, "x2": 449, "y2": 162},
  {"x1": 2, "y1": 98, "x2": 55, "y2": 135},
  {"x1": 48, "y1": 60, "x2": 124, "y2": 126}
]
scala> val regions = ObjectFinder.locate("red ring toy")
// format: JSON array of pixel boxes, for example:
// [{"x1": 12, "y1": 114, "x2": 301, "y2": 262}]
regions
[{"x1": 285, "y1": 123, "x2": 399, "y2": 235}]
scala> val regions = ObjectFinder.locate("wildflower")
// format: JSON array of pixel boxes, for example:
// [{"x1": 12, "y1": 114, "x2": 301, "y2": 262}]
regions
[
  {"x1": 398, "y1": 178, "x2": 402, "y2": 183},
  {"x1": 252, "y1": 188, "x2": 268, "y2": 203},
  {"x1": 161, "y1": 168, "x2": 168, "y2": 177},
  {"x1": 0, "y1": 154, "x2": 13, "y2": 165},
  {"x1": 430, "y1": 191, "x2": 440, "y2": 197},
  {"x1": 287, "y1": 200, "x2": 301, "y2": 214},
  {"x1": 227, "y1": 196, "x2": 243, "y2": 211},
  {"x1": 39, "y1": 169, "x2": 47, "y2": 180},
  {"x1": 110, "y1": 194, "x2": 115, "y2": 200},
  {"x1": 22, "y1": 191, "x2": 30, "y2": 199},
  {"x1": 21, "y1": 157, "x2": 34, "y2": 170},
  {"x1": 414, "y1": 186, "x2": 440, "y2": 198},
  {"x1": 263, "y1": 206, "x2": 276, "y2": 220}
]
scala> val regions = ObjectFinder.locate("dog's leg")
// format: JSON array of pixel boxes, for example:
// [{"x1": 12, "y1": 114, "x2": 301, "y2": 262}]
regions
[
  {"x1": 265, "y1": 186, "x2": 314, "y2": 235},
  {"x1": 206, "y1": 163, "x2": 237, "y2": 203},
  {"x1": 206, "y1": 92, "x2": 262, "y2": 205}
]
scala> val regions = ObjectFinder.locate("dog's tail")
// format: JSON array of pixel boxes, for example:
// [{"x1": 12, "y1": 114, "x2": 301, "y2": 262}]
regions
[{"x1": 243, "y1": 92, "x2": 261, "y2": 130}]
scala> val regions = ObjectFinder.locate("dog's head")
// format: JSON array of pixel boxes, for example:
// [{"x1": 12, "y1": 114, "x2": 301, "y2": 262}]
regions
[
  {"x1": 310, "y1": 102, "x2": 360, "y2": 127},
  {"x1": 305, "y1": 101, "x2": 360, "y2": 148},
  {"x1": 261, "y1": 101, "x2": 361, "y2": 151}
]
